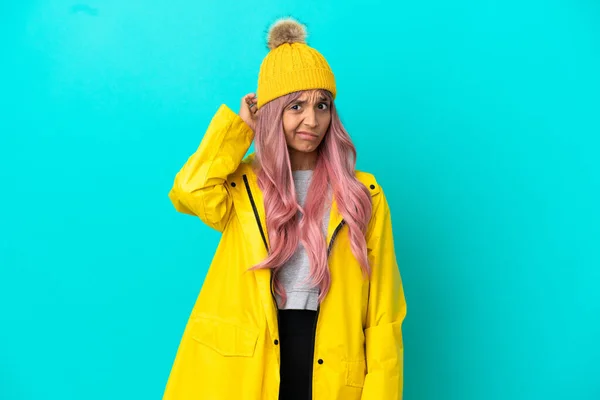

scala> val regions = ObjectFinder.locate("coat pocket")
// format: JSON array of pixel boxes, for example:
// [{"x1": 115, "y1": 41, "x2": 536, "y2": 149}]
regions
[
  {"x1": 190, "y1": 316, "x2": 259, "y2": 357},
  {"x1": 345, "y1": 360, "x2": 367, "y2": 388}
]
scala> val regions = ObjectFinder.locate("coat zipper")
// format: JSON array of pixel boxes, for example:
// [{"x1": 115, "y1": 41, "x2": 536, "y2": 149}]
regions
[
  {"x1": 308, "y1": 219, "x2": 346, "y2": 400},
  {"x1": 242, "y1": 174, "x2": 281, "y2": 337},
  {"x1": 242, "y1": 175, "x2": 268, "y2": 251}
]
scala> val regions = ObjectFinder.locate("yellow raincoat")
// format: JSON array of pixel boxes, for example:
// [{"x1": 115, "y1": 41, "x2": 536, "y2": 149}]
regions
[{"x1": 163, "y1": 104, "x2": 407, "y2": 400}]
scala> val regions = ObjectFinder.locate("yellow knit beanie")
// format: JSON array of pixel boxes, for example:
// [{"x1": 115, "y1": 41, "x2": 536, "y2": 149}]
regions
[{"x1": 256, "y1": 17, "x2": 336, "y2": 109}]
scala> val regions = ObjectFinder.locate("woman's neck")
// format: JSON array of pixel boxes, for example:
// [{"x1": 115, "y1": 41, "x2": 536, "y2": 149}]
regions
[{"x1": 288, "y1": 148, "x2": 318, "y2": 171}]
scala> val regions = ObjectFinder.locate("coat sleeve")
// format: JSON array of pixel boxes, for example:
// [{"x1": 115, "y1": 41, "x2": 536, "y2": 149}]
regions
[
  {"x1": 361, "y1": 186, "x2": 407, "y2": 399},
  {"x1": 168, "y1": 104, "x2": 254, "y2": 232}
]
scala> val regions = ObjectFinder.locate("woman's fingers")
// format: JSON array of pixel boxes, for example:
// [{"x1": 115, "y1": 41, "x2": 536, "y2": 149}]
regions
[
  {"x1": 239, "y1": 93, "x2": 258, "y2": 131},
  {"x1": 241, "y1": 94, "x2": 256, "y2": 110},
  {"x1": 246, "y1": 93, "x2": 258, "y2": 115}
]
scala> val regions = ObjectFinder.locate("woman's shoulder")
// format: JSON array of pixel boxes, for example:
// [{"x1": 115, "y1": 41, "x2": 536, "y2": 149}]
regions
[
  {"x1": 355, "y1": 170, "x2": 392, "y2": 219},
  {"x1": 355, "y1": 170, "x2": 381, "y2": 197},
  {"x1": 224, "y1": 153, "x2": 256, "y2": 181}
]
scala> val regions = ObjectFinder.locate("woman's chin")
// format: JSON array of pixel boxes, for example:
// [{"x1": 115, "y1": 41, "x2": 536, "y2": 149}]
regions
[{"x1": 289, "y1": 142, "x2": 320, "y2": 153}]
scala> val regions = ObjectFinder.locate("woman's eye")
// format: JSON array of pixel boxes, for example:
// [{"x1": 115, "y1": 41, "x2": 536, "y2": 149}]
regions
[{"x1": 290, "y1": 103, "x2": 328, "y2": 111}]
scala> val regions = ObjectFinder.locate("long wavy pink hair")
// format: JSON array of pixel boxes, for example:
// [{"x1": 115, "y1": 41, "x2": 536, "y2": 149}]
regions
[{"x1": 249, "y1": 89, "x2": 372, "y2": 305}]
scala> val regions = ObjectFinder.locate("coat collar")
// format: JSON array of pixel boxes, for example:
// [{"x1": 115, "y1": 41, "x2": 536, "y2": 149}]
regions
[{"x1": 233, "y1": 153, "x2": 380, "y2": 253}]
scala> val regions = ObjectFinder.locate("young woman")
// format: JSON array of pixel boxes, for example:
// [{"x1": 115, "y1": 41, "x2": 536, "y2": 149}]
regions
[{"x1": 163, "y1": 17, "x2": 407, "y2": 400}]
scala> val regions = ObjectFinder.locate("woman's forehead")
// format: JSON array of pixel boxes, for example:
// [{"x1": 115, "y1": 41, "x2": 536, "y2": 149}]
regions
[{"x1": 296, "y1": 89, "x2": 329, "y2": 101}]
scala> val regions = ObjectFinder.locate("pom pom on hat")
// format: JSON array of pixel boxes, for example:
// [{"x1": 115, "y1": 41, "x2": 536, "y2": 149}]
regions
[{"x1": 267, "y1": 17, "x2": 307, "y2": 50}]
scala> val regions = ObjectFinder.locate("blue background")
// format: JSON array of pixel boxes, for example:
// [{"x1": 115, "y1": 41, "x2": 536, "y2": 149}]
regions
[{"x1": 1, "y1": 1, "x2": 599, "y2": 399}]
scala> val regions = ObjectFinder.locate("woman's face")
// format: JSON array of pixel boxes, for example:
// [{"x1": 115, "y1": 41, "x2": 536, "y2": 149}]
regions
[{"x1": 282, "y1": 90, "x2": 332, "y2": 153}]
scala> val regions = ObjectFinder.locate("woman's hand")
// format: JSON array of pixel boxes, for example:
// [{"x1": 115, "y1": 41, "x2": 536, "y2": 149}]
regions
[{"x1": 239, "y1": 93, "x2": 258, "y2": 132}]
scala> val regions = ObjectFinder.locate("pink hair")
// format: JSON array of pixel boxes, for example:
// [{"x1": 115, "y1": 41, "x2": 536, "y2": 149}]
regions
[{"x1": 249, "y1": 90, "x2": 372, "y2": 305}]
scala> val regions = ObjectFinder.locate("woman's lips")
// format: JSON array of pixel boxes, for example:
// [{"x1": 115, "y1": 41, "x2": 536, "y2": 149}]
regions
[{"x1": 297, "y1": 131, "x2": 318, "y2": 140}]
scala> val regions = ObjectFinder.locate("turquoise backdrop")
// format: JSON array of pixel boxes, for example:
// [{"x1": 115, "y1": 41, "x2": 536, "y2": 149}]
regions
[{"x1": 1, "y1": 1, "x2": 599, "y2": 399}]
